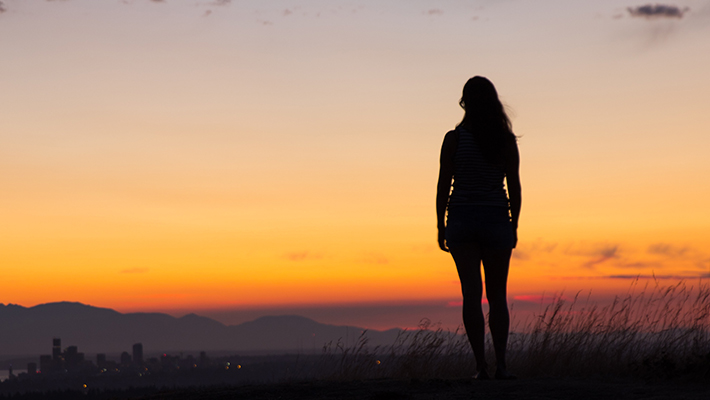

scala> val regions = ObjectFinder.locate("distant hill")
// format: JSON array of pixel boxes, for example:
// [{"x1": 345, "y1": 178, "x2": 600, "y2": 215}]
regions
[{"x1": 0, "y1": 302, "x2": 402, "y2": 357}]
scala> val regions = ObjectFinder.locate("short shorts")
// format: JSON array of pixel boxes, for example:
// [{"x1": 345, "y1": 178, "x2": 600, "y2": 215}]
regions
[{"x1": 445, "y1": 205, "x2": 515, "y2": 249}]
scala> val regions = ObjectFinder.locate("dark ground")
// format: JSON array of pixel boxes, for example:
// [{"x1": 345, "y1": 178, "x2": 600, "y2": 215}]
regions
[{"x1": 135, "y1": 378, "x2": 709, "y2": 400}]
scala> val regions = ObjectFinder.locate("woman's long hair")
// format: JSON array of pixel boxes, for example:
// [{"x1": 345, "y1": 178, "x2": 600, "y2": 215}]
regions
[{"x1": 457, "y1": 76, "x2": 514, "y2": 167}]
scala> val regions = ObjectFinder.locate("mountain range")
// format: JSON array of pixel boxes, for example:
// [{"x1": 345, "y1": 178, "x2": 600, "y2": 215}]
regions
[{"x1": 0, "y1": 302, "x2": 402, "y2": 357}]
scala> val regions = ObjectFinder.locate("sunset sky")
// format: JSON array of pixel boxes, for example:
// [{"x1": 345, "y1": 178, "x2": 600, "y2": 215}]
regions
[{"x1": 1, "y1": 0, "x2": 709, "y2": 330}]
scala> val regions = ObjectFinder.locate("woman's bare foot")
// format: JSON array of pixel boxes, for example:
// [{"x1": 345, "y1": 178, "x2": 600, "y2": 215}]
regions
[{"x1": 473, "y1": 368, "x2": 491, "y2": 380}]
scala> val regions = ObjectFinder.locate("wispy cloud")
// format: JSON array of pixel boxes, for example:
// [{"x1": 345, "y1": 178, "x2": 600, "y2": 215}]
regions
[
  {"x1": 121, "y1": 267, "x2": 149, "y2": 274},
  {"x1": 514, "y1": 238, "x2": 709, "y2": 277},
  {"x1": 202, "y1": 0, "x2": 230, "y2": 17},
  {"x1": 427, "y1": 9, "x2": 443, "y2": 16},
  {"x1": 606, "y1": 273, "x2": 710, "y2": 279},
  {"x1": 647, "y1": 243, "x2": 689, "y2": 258},
  {"x1": 618, "y1": 4, "x2": 696, "y2": 47},
  {"x1": 647, "y1": 243, "x2": 709, "y2": 271},
  {"x1": 511, "y1": 249, "x2": 529, "y2": 260},
  {"x1": 627, "y1": 4, "x2": 689, "y2": 19},
  {"x1": 582, "y1": 245, "x2": 619, "y2": 269},
  {"x1": 0, "y1": 1, "x2": 6, "y2": 14},
  {"x1": 558, "y1": 273, "x2": 710, "y2": 280},
  {"x1": 618, "y1": 261, "x2": 662, "y2": 269}
]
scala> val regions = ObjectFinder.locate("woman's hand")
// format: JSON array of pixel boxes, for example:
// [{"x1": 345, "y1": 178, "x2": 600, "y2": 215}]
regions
[
  {"x1": 438, "y1": 227, "x2": 449, "y2": 252},
  {"x1": 437, "y1": 131, "x2": 456, "y2": 254}
]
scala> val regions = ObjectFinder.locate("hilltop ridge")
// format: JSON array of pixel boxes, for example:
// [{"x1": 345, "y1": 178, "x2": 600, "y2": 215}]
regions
[{"x1": 0, "y1": 302, "x2": 401, "y2": 356}]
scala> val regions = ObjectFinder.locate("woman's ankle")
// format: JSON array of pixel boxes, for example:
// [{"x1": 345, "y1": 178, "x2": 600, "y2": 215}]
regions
[{"x1": 476, "y1": 361, "x2": 488, "y2": 373}]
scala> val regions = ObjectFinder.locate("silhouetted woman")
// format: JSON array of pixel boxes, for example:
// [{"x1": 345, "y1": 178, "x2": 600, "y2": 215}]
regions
[{"x1": 436, "y1": 76, "x2": 521, "y2": 380}]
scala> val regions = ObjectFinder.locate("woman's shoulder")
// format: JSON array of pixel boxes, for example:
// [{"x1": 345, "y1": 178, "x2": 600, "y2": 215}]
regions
[
  {"x1": 443, "y1": 128, "x2": 459, "y2": 143},
  {"x1": 445, "y1": 127, "x2": 458, "y2": 136},
  {"x1": 440, "y1": 129, "x2": 459, "y2": 160}
]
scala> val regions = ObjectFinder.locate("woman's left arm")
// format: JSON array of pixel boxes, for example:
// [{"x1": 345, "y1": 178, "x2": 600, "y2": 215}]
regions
[
  {"x1": 436, "y1": 131, "x2": 457, "y2": 252},
  {"x1": 505, "y1": 136, "x2": 522, "y2": 246}
]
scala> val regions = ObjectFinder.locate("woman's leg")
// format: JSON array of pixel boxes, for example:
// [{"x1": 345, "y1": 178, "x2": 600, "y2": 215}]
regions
[
  {"x1": 450, "y1": 244, "x2": 487, "y2": 374},
  {"x1": 481, "y1": 248, "x2": 512, "y2": 375}
]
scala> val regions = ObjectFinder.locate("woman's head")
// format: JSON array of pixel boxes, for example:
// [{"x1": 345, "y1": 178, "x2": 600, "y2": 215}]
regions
[
  {"x1": 459, "y1": 76, "x2": 500, "y2": 112},
  {"x1": 459, "y1": 76, "x2": 511, "y2": 132},
  {"x1": 458, "y1": 76, "x2": 514, "y2": 165}
]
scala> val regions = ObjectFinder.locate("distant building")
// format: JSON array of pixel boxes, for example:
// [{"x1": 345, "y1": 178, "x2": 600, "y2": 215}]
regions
[
  {"x1": 27, "y1": 362, "x2": 37, "y2": 375},
  {"x1": 64, "y1": 345, "x2": 84, "y2": 370},
  {"x1": 132, "y1": 343, "x2": 143, "y2": 366},
  {"x1": 120, "y1": 351, "x2": 131, "y2": 367},
  {"x1": 39, "y1": 355, "x2": 52, "y2": 373},
  {"x1": 96, "y1": 353, "x2": 106, "y2": 369},
  {"x1": 52, "y1": 338, "x2": 61, "y2": 360}
]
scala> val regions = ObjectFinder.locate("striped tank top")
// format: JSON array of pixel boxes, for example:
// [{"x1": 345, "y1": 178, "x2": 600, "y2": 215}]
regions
[{"x1": 448, "y1": 127, "x2": 509, "y2": 208}]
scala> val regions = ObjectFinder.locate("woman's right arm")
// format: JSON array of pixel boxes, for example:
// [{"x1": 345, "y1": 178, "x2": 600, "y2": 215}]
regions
[{"x1": 436, "y1": 131, "x2": 457, "y2": 252}]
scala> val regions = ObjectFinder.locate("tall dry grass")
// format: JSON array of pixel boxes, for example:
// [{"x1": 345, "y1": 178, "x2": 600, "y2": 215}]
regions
[{"x1": 315, "y1": 279, "x2": 710, "y2": 381}]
